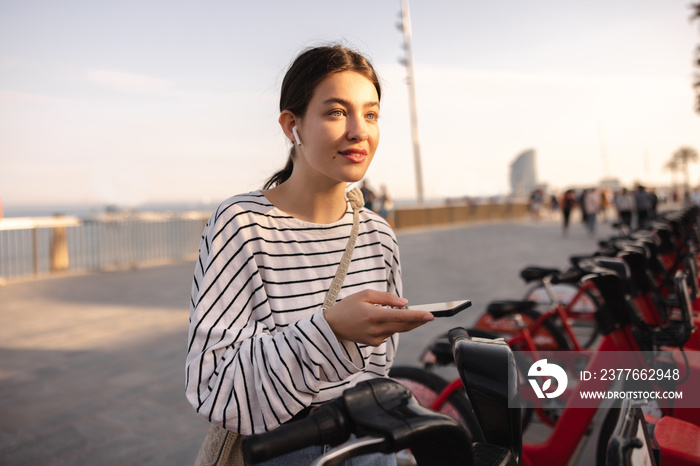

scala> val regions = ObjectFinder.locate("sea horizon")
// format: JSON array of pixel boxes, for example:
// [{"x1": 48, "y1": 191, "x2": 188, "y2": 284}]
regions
[
  {"x1": 1, "y1": 193, "x2": 521, "y2": 220},
  {"x1": 1, "y1": 201, "x2": 220, "y2": 220}
]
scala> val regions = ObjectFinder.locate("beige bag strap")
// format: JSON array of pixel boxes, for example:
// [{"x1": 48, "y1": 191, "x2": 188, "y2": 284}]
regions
[
  {"x1": 195, "y1": 188, "x2": 364, "y2": 466},
  {"x1": 323, "y1": 187, "x2": 364, "y2": 308},
  {"x1": 194, "y1": 424, "x2": 244, "y2": 466}
]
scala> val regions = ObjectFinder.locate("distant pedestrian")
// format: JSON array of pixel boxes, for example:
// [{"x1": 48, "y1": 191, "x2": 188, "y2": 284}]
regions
[
  {"x1": 376, "y1": 184, "x2": 394, "y2": 224},
  {"x1": 360, "y1": 179, "x2": 377, "y2": 211},
  {"x1": 649, "y1": 188, "x2": 658, "y2": 221},
  {"x1": 600, "y1": 189, "x2": 612, "y2": 222},
  {"x1": 635, "y1": 185, "x2": 651, "y2": 229},
  {"x1": 550, "y1": 193, "x2": 559, "y2": 219},
  {"x1": 579, "y1": 190, "x2": 588, "y2": 225},
  {"x1": 614, "y1": 188, "x2": 634, "y2": 228},
  {"x1": 530, "y1": 189, "x2": 543, "y2": 220},
  {"x1": 691, "y1": 188, "x2": 700, "y2": 206},
  {"x1": 561, "y1": 189, "x2": 576, "y2": 236},
  {"x1": 584, "y1": 188, "x2": 601, "y2": 236}
]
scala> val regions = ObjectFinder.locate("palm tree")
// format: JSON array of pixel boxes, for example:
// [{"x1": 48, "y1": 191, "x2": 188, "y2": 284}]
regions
[
  {"x1": 664, "y1": 156, "x2": 680, "y2": 197},
  {"x1": 693, "y1": 3, "x2": 700, "y2": 113},
  {"x1": 672, "y1": 146, "x2": 699, "y2": 197}
]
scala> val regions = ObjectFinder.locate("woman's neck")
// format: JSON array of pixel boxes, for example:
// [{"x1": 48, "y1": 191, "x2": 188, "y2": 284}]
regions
[{"x1": 263, "y1": 181, "x2": 349, "y2": 224}]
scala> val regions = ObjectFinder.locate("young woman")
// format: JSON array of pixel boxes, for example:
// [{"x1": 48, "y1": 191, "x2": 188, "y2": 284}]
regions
[{"x1": 186, "y1": 44, "x2": 434, "y2": 464}]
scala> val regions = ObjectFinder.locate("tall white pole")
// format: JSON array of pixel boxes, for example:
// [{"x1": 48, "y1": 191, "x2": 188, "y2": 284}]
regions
[
  {"x1": 399, "y1": 0, "x2": 425, "y2": 204},
  {"x1": 597, "y1": 123, "x2": 610, "y2": 181}
]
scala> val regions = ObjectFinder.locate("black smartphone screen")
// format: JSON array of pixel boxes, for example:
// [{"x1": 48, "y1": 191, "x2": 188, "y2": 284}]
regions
[{"x1": 405, "y1": 300, "x2": 472, "y2": 317}]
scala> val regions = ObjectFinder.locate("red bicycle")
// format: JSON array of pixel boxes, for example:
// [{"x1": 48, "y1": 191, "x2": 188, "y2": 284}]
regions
[{"x1": 391, "y1": 263, "x2": 699, "y2": 465}]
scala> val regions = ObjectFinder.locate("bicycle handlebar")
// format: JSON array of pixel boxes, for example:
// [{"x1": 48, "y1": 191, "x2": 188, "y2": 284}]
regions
[
  {"x1": 242, "y1": 378, "x2": 473, "y2": 465},
  {"x1": 242, "y1": 399, "x2": 350, "y2": 464}
]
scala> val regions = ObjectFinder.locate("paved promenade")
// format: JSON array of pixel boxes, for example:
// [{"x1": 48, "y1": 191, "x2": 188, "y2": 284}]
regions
[{"x1": 0, "y1": 215, "x2": 617, "y2": 465}]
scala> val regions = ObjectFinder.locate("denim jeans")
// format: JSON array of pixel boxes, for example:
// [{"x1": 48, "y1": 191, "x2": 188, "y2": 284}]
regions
[
  {"x1": 250, "y1": 435, "x2": 397, "y2": 466},
  {"x1": 586, "y1": 212, "x2": 597, "y2": 235}
]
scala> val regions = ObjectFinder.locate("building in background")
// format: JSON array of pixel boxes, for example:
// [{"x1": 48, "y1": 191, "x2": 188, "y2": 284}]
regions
[
  {"x1": 599, "y1": 177, "x2": 622, "y2": 192},
  {"x1": 510, "y1": 149, "x2": 538, "y2": 198}
]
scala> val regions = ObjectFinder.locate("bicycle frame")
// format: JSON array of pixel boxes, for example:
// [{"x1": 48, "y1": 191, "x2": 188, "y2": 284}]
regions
[
  {"x1": 429, "y1": 320, "x2": 555, "y2": 426},
  {"x1": 425, "y1": 320, "x2": 644, "y2": 465},
  {"x1": 522, "y1": 329, "x2": 641, "y2": 466},
  {"x1": 475, "y1": 277, "x2": 599, "y2": 352},
  {"x1": 531, "y1": 275, "x2": 591, "y2": 351},
  {"x1": 427, "y1": 270, "x2": 700, "y2": 465},
  {"x1": 537, "y1": 277, "x2": 599, "y2": 323}
]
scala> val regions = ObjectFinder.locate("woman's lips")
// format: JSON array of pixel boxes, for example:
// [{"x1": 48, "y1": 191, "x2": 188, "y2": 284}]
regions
[{"x1": 339, "y1": 149, "x2": 367, "y2": 163}]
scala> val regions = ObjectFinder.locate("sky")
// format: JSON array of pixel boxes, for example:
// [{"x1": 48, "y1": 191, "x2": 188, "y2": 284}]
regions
[{"x1": 1, "y1": 0, "x2": 700, "y2": 213}]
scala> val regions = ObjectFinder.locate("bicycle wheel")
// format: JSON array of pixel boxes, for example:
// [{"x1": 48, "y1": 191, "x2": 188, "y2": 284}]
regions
[
  {"x1": 525, "y1": 282, "x2": 602, "y2": 348},
  {"x1": 517, "y1": 307, "x2": 571, "y2": 350},
  {"x1": 524, "y1": 282, "x2": 600, "y2": 314},
  {"x1": 389, "y1": 366, "x2": 475, "y2": 432},
  {"x1": 474, "y1": 307, "x2": 571, "y2": 351}
]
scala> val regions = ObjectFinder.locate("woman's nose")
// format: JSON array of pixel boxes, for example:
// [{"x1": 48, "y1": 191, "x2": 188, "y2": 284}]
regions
[{"x1": 346, "y1": 116, "x2": 368, "y2": 141}]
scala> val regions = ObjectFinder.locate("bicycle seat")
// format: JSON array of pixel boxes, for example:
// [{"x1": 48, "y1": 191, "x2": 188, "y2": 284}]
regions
[
  {"x1": 619, "y1": 242, "x2": 650, "y2": 259},
  {"x1": 550, "y1": 268, "x2": 585, "y2": 284},
  {"x1": 633, "y1": 234, "x2": 667, "y2": 274},
  {"x1": 666, "y1": 216, "x2": 683, "y2": 240},
  {"x1": 571, "y1": 251, "x2": 616, "y2": 268},
  {"x1": 593, "y1": 257, "x2": 632, "y2": 293},
  {"x1": 569, "y1": 254, "x2": 594, "y2": 268},
  {"x1": 599, "y1": 237, "x2": 628, "y2": 250},
  {"x1": 449, "y1": 327, "x2": 521, "y2": 465},
  {"x1": 652, "y1": 226, "x2": 674, "y2": 255},
  {"x1": 581, "y1": 270, "x2": 637, "y2": 335},
  {"x1": 519, "y1": 266, "x2": 561, "y2": 283},
  {"x1": 617, "y1": 249, "x2": 655, "y2": 294},
  {"x1": 630, "y1": 234, "x2": 659, "y2": 253},
  {"x1": 486, "y1": 300, "x2": 538, "y2": 319}
]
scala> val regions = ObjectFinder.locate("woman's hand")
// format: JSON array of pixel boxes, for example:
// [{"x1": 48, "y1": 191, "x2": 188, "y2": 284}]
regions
[{"x1": 323, "y1": 289, "x2": 434, "y2": 346}]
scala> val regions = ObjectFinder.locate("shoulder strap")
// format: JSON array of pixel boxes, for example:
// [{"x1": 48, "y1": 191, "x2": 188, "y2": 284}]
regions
[{"x1": 323, "y1": 187, "x2": 364, "y2": 308}]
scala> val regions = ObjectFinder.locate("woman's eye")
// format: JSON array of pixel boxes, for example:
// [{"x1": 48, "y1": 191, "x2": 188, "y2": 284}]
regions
[
  {"x1": 329, "y1": 110, "x2": 344, "y2": 117},
  {"x1": 366, "y1": 112, "x2": 378, "y2": 120}
]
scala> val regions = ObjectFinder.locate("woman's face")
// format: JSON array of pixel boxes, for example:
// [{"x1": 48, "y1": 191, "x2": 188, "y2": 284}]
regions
[{"x1": 293, "y1": 71, "x2": 380, "y2": 187}]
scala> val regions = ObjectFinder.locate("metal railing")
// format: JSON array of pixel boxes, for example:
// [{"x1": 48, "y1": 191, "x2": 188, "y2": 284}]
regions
[
  {"x1": 0, "y1": 212, "x2": 209, "y2": 282},
  {"x1": 0, "y1": 200, "x2": 536, "y2": 283}
]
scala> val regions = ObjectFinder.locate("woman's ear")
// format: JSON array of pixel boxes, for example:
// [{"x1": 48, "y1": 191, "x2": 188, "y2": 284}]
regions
[{"x1": 279, "y1": 111, "x2": 299, "y2": 145}]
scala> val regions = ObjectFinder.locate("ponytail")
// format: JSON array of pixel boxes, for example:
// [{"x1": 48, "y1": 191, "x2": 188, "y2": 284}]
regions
[{"x1": 263, "y1": 149, "x2": 294, "y2": 190}]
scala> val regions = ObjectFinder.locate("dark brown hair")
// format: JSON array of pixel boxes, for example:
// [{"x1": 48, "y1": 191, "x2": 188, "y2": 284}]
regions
[{"x1": 263, "y1": 44, "x2": 381, "y2": 189}]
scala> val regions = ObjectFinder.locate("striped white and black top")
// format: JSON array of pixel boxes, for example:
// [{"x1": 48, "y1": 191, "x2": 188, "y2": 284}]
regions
[{"x1": 185, "y1": 190, "x2": 403, "y2": 435}]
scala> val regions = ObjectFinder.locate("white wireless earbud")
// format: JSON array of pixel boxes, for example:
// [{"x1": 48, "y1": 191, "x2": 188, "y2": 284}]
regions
[{"x1": 292, "y1": 126, "x2": 302, "y2": 146}]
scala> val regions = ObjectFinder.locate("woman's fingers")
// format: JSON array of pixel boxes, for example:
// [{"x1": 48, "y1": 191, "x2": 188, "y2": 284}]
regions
[
  {"x1": 324, "y1": 289, "x2": 435, "y2": 345},
  {"x1": 356, "y1": 290, "x2": 433, "y2": 322},
  {"x1": 374, "y1": 306, "x2": 434, "y2": 323},
  {"x1": 359, "y1": 289, "x2": 408, "y2": 307}
]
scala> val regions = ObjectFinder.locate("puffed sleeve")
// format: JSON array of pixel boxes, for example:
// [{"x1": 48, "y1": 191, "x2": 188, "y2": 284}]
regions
[{"x1": 185, "y1": 207, "x2": 365, "y2": 435}]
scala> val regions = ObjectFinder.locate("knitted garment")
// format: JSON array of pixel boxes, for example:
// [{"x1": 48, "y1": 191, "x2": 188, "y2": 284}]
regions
[
  {"x1": 186, "y1": 189, "x2": 402, "y2": 435},
  {"x1": 323, "y1": 187, "x2": 363, "y2": 308}
]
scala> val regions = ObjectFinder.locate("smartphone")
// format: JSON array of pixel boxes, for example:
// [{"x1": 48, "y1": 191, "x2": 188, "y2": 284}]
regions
[{"x1": 405, "y1": 300, "x2": 472, "y2": 317}]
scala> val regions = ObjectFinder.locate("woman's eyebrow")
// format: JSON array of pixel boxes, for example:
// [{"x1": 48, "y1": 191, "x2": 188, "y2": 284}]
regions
[{"x1": 322, "y1": 97, "x2": 379, "y2": 108}]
